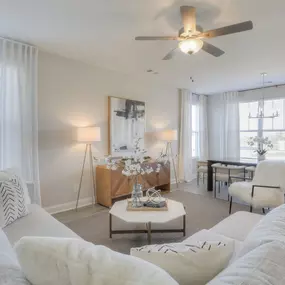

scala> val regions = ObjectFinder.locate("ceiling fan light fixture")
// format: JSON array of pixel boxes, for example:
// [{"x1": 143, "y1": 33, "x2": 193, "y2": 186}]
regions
[{"x1": 179, "y1": 39, "x2": 203, "y2": 54}]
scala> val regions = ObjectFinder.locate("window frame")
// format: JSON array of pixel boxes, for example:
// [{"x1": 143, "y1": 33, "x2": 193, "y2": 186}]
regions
[{"x1": 239, "y1": 99, "x2": 285, "y2": 159}]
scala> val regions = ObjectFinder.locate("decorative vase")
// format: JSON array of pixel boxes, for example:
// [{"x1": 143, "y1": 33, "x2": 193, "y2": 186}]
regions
[
  {"x1": 258, "y1": 154, "x2": 265, "y2": 161},
  {"x1": 131, "y1": 183, "x2": 143, "y2": 208}
]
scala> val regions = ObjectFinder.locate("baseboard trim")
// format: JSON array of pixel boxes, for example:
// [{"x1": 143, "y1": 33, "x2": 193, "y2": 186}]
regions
[{"x1": 44, "y1": 197, "x2": 93, "y2": 215}]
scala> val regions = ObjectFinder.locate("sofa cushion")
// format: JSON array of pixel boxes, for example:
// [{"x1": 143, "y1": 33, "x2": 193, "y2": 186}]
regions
[
  {"x1": 15, "y1": 237, "x2": 178, "y2": 285},
  {"x1": 0, "y1": 229, "x2": 18, "y2": 266},
  {"x1": 0, "y1": 265, "x2": 31, "y2": 284},
  {"x1": 208, "y1": 241, "x2": 285, "y2": 285},
  {"x1": 237, "y1": 203, "x2": 285, "y2": 258},
  {"x1": 131, "y1": 241, "x2": 234, "y2": 285},
  {"x1": 210, "y1": 211, "x2": 262, "y2": 241},
  {"x1": 4, "y1": 204, "x2": 80, "y2": 245}
]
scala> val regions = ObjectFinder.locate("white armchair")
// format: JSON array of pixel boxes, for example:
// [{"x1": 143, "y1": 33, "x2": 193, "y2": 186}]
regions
[{"x1": 229, "y1": 160, "x2": 285, "y2": 214}]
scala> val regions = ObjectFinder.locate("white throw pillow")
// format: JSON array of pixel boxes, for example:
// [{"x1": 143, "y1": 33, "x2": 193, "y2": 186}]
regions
[
  {"x1": 208, "y1": 241, "x2": 285, "y2": 285},
  {"x1": 131, "y1": 241, "x2": 234, "y2": 285},
  {"x1": 15, "y1": 237, "x2": 178, "y2": 285},
  {"x1": 0, "y1": 180, "x2": 29, "y2": 228},
  {"x1": 237, "y1": 203, "x2": 285, "y2": 258},
  {"x1": 0, "y1": 169, "x2": 31, "y2": 205}
]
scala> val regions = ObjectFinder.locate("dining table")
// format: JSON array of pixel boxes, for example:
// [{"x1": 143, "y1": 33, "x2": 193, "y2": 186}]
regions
[{"x1": 207, "y1": 158, "x2": 258, "y2": 191}]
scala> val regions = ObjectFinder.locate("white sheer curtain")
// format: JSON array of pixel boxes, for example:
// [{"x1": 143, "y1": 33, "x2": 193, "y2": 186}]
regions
[
  {"x1": 0, "y1": 38, "x2": 40, "y2": 204},
  {"x1": 178, "y1": 89, "x2": 193, "y2": 182},
  {"x1": 219, "y1": 91, "x2": 240, "y2": 159},
  {"x1": 197, "y1": 95, "x2": 209, "y2": 160}
]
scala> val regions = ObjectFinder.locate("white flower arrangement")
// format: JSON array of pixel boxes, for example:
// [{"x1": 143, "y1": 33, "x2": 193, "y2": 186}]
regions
[
  {"x1": 247, "y1": 136, "x2": 273, "y2": 156},
  {"x1": 106, "y1": 138, "x2": 169, "y2": 180}
]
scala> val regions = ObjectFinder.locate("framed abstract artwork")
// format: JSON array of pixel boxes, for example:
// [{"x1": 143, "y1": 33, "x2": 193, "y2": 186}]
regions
[{"x1": 108, "y1": 96, "x2": 146, "y2": 156}]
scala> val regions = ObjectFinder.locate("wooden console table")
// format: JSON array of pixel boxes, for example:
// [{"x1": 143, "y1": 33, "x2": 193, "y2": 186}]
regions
[{"x1": 96, "y1": 163, "x2": 170, "y2": 207}]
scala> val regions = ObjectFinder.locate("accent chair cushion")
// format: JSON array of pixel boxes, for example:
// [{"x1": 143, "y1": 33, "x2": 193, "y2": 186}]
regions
[
  {"x1": 15, "y1": 237, "x2": 178, "y2": 285},
  {"x1": 229, "y1": 181, "x2": 284, "y2": 208}
]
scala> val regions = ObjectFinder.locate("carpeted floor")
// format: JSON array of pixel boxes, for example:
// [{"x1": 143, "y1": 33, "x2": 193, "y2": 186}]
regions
[{"x1": 63, "y1": 190, "x2": 251, "y2": 254}]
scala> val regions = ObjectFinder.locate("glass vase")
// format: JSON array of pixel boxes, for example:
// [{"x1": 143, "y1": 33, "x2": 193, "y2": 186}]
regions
[
  {"x1": 131, "y1": 183, "x2": 143, "y2": 208},
  {"x1": 258, "y1": 154, "x2": 265, "y2": 162}
]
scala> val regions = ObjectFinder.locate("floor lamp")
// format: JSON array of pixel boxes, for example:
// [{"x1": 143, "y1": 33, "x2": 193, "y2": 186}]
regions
[
  {"x1": 75, "y1": 126, "x2": 101, "y2": 211},
  {"x1": 158, "y1": 129, "x2": 178, "y2": 187}
]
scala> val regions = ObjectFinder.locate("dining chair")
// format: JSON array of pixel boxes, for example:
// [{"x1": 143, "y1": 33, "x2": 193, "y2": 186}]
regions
[
  {"x1": 212, "y1": 164, "x2": 246, "y2": 199},
  {"x1": 245, "y1": 166, "x2": 256, "y2": 180},
  {"x1": 197, "y1": 160, "x2": 208, "y2": 186},
  {"x1": 228, "y1": 160, "x2": 285, "y2": 214}
]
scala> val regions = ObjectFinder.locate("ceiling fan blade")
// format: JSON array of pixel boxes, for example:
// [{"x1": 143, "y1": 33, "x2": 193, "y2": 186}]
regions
[
  {"x1": 180, "y1": 6, "x2": 196, "y2": 34},
  {"x1": 199, "y1": 21, "x2": 253, "y2": 39},
  {"x1": 162, "y1": 48, "x2": 178, "y2": 60},
  {"x1": 202, "y1": 41, "x2": 225, "y2": 57},
  {"x1": 135, "y1": 36, "x2": 179, "y2": 41}
]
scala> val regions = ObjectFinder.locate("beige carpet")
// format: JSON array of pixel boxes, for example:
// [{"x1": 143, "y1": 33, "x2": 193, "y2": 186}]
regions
[{"x1": 64, "y1": 191, "x2": 251, "y2": 254}]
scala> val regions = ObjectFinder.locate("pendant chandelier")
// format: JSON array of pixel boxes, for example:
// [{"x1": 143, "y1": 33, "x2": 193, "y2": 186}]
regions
[{"x1": 248, "y1": 73, "x2": 279, "y2": 119}]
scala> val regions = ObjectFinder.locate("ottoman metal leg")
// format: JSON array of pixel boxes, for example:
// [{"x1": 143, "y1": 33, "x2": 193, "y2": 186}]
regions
[
  {"x1": 183, "y1": 214, "x2": 186, "y2": 236},
  {"x1": 147, "y1": 222, "x2": 152, "y2": 244},
  {"x1": 109, "y1": 213, "x2": 112, "y2": 239}
]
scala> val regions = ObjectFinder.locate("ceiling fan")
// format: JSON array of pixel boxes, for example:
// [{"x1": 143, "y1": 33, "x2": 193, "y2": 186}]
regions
[{"x1": 135, "y1": 6, "x2": 253, "y2": 60}]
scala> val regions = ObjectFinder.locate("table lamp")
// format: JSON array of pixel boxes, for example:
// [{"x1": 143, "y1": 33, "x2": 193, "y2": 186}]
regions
[
  {"x1": 75, "y1": 126, "x2": 101, "y2": 211},
  {"x1": 157, "y1": 129, "x2": 178, "y2": 187}
]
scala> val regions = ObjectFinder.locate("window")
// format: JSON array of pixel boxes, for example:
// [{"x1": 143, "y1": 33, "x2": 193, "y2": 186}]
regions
[
  {"x1": 239, "y1": 98, "x2": 285, "y2": 159},
  {"x1": 192, "y1": 105, "x2": 198, "y2": 157}
]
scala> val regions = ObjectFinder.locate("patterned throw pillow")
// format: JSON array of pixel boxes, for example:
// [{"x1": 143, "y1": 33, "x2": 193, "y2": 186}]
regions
[
  {"x1": 0, "y1": 170, "x2": 31, "y2": 204},
  {"x1": 0, "y1": 180, "x2": 29, "y2": 228},
  {"x1": 131, "y1": 241, "x2": 235, "y2": 285},
  {"x1": 133, "y1": 241, "x2": 226, "y2": 253}
]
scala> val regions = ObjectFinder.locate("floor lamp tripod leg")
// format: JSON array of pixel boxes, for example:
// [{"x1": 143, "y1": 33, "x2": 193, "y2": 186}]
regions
[
  {"x1": 88, "y1": 144, "x2": 96, "y2": 206},
  {"x1": 75, "y1": 144, "x2": 88, "y2": 211}
]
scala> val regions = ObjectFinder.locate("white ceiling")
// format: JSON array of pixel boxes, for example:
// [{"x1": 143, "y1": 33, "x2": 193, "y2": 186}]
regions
[{"x1": 1, "y1": 0, "x2": 285, "y2": 94}]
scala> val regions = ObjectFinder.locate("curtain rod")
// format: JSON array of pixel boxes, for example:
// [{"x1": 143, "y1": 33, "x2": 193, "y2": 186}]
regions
[
  {"x1": 0, "y1": 36, "x2": 36, "y2": 48},
  {"x1": 192, "y1": 82, "x2": 285, "y2": 97},
  {"x1": 238, "y1": 83, "x2": 285, "y2": 93}
]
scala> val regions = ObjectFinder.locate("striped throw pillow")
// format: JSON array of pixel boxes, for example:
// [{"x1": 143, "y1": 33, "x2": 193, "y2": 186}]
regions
[
  {"x1": 131, "y1": 241, "x2": 234, "y2": 285},
  {"x1": 0, "y1": 180, "x2": 29, "y2": 228}
]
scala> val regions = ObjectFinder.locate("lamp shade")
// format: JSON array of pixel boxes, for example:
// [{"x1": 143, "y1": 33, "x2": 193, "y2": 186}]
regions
[
  {"x1": 77, "y1": 126, "x2": 101, "y2": 142},
  {"x1": 157, "y1": 129, "x2": 177, "y2": 141}
]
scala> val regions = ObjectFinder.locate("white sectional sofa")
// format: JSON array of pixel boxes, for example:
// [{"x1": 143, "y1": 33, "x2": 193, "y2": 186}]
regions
[
  {"x1": 3, "y1": 183, "x2": 80, "y2": 246},
  {"x1": 2, "y1": 183, "x2": 285, "y2": 284}
]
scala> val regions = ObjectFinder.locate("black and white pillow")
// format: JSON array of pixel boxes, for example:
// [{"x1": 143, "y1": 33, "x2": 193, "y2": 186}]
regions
[
  {"x1": 0, "y1": 169, "x2": 31, "y2": 204},
  {"x1": 131, "y1": 241, "x2": 235, "y2": 285},
  {"x1": 0, "y1": 180, "x2": 29, "y2": 228},
  {"x1": 132, "y1": 242, "x2": 226, "y2": 254}
]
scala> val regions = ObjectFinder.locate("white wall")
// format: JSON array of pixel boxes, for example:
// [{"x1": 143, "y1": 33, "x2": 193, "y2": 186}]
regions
[
  {"x1": 38, "y1": 51, "x2": 179, "y2": 211},
  {"x1": 207, "y1": 85, "x2": 285, "y2": 158}
]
